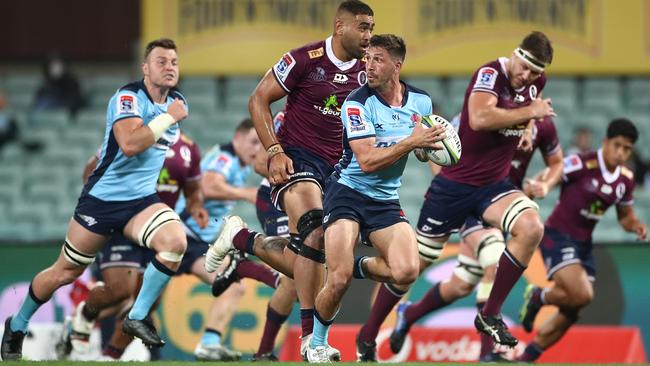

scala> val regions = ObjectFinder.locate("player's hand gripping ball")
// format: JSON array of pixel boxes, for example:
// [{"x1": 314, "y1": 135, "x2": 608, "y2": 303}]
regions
[{"x1": 421, "y1": 114, "x2": 461, "y2": 166}]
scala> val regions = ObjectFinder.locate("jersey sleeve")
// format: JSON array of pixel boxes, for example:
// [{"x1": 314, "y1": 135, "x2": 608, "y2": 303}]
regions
[
  {"x1": 187, "y1": 143, "x2": 202, "y2": 181},
  {"x1": 112, "y1": 90, "x2": 145, "y2": 123},
  {"x1": 539, "y1": 119, "x2": 561, "y2": 157},
  {"x1": 561, "y1": 154, "x2": 585, "y2": 183},
  {"x1": 341, "y1": 101, "x2": 375, "y2": 141},
  {"x1": 205, "y1": 151, "x2": 234, "y2": 180},
  {"x1": 618, "y1": 178, "x2": 636, "y2": 207},
  {"x1": 271, "y1": 49, "x2": 308, "y2": 93},
  {"x1": 471, "y1": 66, "x2": 503, "y2": 97}
]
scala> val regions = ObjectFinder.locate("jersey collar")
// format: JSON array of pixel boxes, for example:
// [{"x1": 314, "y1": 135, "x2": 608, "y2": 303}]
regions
[
  {"x1": 326, "y1": 36, "x2": 358, "y2": 71},
  {"x1": 597, "y1": 148, "x2": 620, "y2": 183}
]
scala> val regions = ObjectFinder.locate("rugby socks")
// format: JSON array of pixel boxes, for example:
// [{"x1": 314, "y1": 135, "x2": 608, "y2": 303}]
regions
[
  {"x1": 358, "y1": 283, "x2": 406, "y2": 343},
  {"x1": 476, "y1": 302, "x2": 494, "y2": 359},
  {"x1": 405, "y1": 282, "x2": 449, "y2": 326},
  {"x1": 352, "y1": 256, "x2": 368, "y2": 279},
  {"x1": 518, "y1": 341, "x2": 544, "y2": 362},
  {"x1": 200, "y1": 328, "x2": 222, "y2": 346},
  {"x1": 256, "y1": 305, "x2": 289, "y2": 356},
  {"x1": 102, "y1": 344, "x2": 125, "y2": 360},
  {"x1": 232, "y1": 228, "x2": 260, "y2": 255},
  {"x1": 10, "y1": 284, "x2": 46, "y2": 332},
  {"x1": 482, "y1": 249, "x2": 526, "y2": 316},
  {"x1": 310, "y1": 310, "x2": 334, "y2": 348},
  {"x1": 128, "y1": 258, "x2": 174, "y2": 320},
  {"x1": 300, "y1": 308, "x2": 314, "y2": 337},
  {"x1": 236, "y1": 260, "x2": 279, "y2": 288}
]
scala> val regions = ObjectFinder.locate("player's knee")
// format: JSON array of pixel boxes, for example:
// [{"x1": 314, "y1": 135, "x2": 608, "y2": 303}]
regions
[
  {"x1": 512, "y1": 212, "x2": 544, "y2": 244},
  {"x1": 329, "y1": 267, "x2": 353, "y2": 293},
  {"x1": 297, "y1": 209, "x2": 324, "y2": 244},
  {"x1": 392, "y1": 265, "x2": 418, "y2": 285},
  {"x1": 501, "y1": 196, "x2": 541, "y2": 241},
  {"x1": 138, "y1": 208, "x2": 182, "y2": 249},
  {"x1": 476, "y1": 233, "x2": 506, "y2": 269},
  {"x1": 568, "y1": 287, "x2": 593, "y2": 308}
]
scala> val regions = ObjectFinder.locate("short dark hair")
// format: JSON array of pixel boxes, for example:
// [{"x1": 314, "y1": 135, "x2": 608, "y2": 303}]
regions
[
  {"x1": 144, "y1": 38, "x2": 177, "y2": 60},
  {"x1": 236, "y1": 118, "x2": 255, "y2": 133},
  {"x1": 520, "y1": 31, "x2": 553, "y2": 65},
  {"x1": 369, "y1": 34, "x2": 406, "y2": 62},
  {"x1": 607, "y1": 118, "x2": 638, "y2": 143},
  {"x1": 337, "y1": 0, "x2": 373, "y2": 17}
]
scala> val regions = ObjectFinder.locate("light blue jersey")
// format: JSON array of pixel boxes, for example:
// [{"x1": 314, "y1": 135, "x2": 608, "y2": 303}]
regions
[
  {"x1": 177, "y1": 143, "x2": 252, "y2": 243},
  {"x1": 335, "y1": 83, "x2": 432, "y2": 200},
  {"x1": 84, "y1": 80, "x2": 187, "y2": 201}
]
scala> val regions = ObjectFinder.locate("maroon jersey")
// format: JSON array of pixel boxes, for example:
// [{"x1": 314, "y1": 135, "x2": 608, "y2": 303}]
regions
[
  {"x1": 156, "y1": 133, "x2": 201, "y2": 208},
  {"x1": 508, "y1": 116, "x2": 561, "y2": 188},
  {"x1": 546, "y1": 150, "x2": 635, "y2": 241},
  {"x1": 440, "y1": 58, "x2": 547, "y2": 186},
  {"x1": 272, "y1": 36, "x2": 367, "y2": 166}
]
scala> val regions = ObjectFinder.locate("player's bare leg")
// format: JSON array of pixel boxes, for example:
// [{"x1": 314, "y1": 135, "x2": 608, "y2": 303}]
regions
[
  {"x1": 121, "y1": 203, "x2": 187, "y2": 348},
  {"x1": 476, "y1": 193, "x2": 543, "y2": 346},
  {"x1": 65, "y1": 266, "x2": 140, "y2": 355},
  {"x1": 3, "y1": 219, "x2": 106, "y2": 361},
  {"x1": 518, "y1": 264, "x2": 592, "y2": 362},
  {"x1": 309, "y1": 219, "x2": 358, "y2": 362}
]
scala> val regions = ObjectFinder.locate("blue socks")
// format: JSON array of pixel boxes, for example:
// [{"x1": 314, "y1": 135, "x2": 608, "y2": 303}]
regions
[
  {"x1": 128, "y1": 258, "x2": 174, "y2": 320},
  {"x1": 200, "y1": 328, "x2": 222, "y2": 346},
  {"x1": 310, "y1": 310, "x2": 335, "y2": 348},
  {"x1": 11, "y1": 284, "x2": 46, "y2": 333}
]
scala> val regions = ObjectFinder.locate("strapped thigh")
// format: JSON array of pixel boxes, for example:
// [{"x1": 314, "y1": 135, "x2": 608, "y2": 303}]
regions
[{"x1": 137, "y1": 207, "x2": 181, "y2": 248}]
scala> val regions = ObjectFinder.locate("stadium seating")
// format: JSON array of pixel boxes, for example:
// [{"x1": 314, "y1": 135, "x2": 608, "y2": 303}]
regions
[{"x1": 0, "y1": 71, "x2": 648, "y2": 242}]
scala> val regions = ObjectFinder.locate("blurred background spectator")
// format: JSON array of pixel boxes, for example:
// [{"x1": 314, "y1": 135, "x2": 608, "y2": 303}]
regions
[
  {"x1": 32, "y1": 54, "x2": 86, "y2": 119},
  {"x1": 567, "y1": 125, "x2": 594, "y2": 155},
  {"x1": 0, "y1": 92, "x2": 18, "y2": 149}
]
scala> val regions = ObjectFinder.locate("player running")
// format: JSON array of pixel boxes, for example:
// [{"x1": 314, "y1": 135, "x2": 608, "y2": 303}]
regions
[
  {"x1": 205, "y1": 1, "x2": 375, "y2": 360},
  {"x1": 517, "y1": 118, "x2": 647, "y2": 362},
  {"x1": 2, "y1": 39, "x2": 189, "y2": 360}
]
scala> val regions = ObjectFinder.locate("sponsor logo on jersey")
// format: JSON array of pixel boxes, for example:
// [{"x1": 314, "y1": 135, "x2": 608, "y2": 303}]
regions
[
  {"x1": 333, "y1": 73, "x2": 349, "y2": 84},
  {"x1": 473, "y1": 67, "x2": 498, "y2": 90},
  {"x1": 314, "y1": 94, "x2": 341, "y2": 116},
  {"x1": 347, "y1": 107, "x2": 368, "y2": 133},
  {"x1": 529, "y1": 84, "x2": 538, "y2": 99},
  {"x1": 308, "y1": 47, "x2": 324, "y2": 59},
  {"x1": 118, "y1": 94, "x2": 137, "y2": 114}
]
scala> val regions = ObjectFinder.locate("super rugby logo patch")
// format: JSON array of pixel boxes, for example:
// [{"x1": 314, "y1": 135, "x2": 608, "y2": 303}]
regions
[
  {"x1": 117, "y1": 94, "x2": 137, "y2": 114},
  {"x1": 274, "y1": 53, "x2": 296, "y2": 84},
  {"x1": 473, "y1": 67, "x2": 498, "y2": 90}
]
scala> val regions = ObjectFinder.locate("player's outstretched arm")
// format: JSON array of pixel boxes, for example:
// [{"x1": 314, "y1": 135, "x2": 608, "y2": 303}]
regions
[
  {"x1": 616, "y1": 205, "x2": 648, "y2": 241},
  {"x1": 351, "y1": 120, "x2": 445, "y2": 173},
  {"x1": 113, "y1": 98, "x2": 187, "y2": 157},
  {"x1": 201, "y1": 171, "x2": 258, "y2": 204},
  {"x1": 82, "y1": 154, "x2": 99, "y2": 184},
  {"x1": 468, "y1": 92, "x2": 555, "y2": 131}
]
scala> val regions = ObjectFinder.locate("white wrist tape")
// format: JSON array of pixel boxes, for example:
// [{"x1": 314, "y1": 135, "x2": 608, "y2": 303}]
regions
[{"x1": 147, "y1": 113, "x2": 176, "y2": 140}]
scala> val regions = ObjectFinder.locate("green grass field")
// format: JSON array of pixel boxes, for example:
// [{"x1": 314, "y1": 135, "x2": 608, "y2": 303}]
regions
[{"x1": 13, "y1": 363, "x2": 650, "y2": 366}]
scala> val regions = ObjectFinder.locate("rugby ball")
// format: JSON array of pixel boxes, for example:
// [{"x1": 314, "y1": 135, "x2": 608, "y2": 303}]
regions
[{"x1": 421, "y1": 114, "x2": 462, "y2": 166}]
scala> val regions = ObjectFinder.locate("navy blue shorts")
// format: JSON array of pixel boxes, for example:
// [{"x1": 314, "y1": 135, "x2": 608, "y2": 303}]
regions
[
  {"x1": 323, "y1": 182, "x2": 408, "y2": 243},
  {"x1": 416, "y1": 175, "x2": 519, "y2": 240},
  {"x1": 256, "y1": 185, "x2": 289, "y2": 237},
  {"x1": 271, "y1": 147, "x2": 334, "y2": 210},
  {"x1": 176, "y1": 234, "x2": 209, "y2": 275},
  {"x1": 96, "y1": 232, "x2": 150, "y2": 271},
  {"x1": 540, "y1": 226, "x2": 596, "y2": 281},
  {"x1": 73, "y1": 193, "x2": 161, "y2": 236}
]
